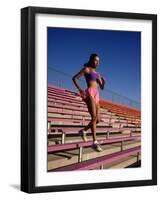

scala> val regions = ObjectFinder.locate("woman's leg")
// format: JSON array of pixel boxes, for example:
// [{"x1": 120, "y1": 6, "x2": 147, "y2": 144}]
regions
[
  {"x1": 83, "y1": 98, "x2": 100, "y2": 132},
  {"x1": 96, "y1": 102, "x2": 101, "y2": 124},
  {"x1": 83, "y1": 105, "x2": 100, "y2": 132},
  {"x1": 83, "y1": 97, "x2": 93, "y2": 131},
  {"x1": 83, "y1": 95, "x2": 103, "y2": 151},
  {"x1": 86, "y1": 95, "x2": 98, "y2": 141}
]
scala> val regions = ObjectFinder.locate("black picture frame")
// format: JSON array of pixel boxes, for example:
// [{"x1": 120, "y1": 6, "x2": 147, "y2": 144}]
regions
[{"x1": 21, "y1": 6, "x2": 157, "y2": 193}]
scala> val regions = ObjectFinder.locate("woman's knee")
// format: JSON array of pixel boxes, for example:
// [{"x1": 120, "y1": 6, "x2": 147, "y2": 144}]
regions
[
  {"x1": 91, "y1": 115, "x2": 101, "y2": 123},
  {"x1": 96, "y1": 116, "x2": 101, "y2": 124},
  {"x1": 91, "y1": 115, "x2": 97, "y2": 123}
]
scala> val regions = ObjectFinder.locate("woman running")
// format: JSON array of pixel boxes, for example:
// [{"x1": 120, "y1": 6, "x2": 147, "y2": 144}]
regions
[{"x1": 72, "y1": 53, "x2": 106, "y2": 152}]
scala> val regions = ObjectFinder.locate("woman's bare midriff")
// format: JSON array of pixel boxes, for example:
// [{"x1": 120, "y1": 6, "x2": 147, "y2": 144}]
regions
[{"x1": 87, "y1": 80, "x2": 98, "y2": 89}]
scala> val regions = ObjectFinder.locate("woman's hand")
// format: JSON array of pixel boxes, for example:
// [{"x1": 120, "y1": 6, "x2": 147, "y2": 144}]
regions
[
  {"x1": 98, "y1": 76, "x2": 106, "y2": 90},
  {"x1": 79, "y1": 89, "x2": 86, "y2": 99},
  {"x1": 101, "y1": 77, "x2": 106, "y2": 85}
]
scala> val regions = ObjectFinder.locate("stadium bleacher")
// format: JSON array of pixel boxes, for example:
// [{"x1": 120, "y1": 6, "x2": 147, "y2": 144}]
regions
[{"x1": 47, "y1": 84, "x2": 141, "y2": 172}]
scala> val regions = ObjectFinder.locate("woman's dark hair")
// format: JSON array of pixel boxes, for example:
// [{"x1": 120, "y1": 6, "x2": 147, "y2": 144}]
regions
[{"x1": 84, "y1": 53, "x2": 99, "y2": 68}]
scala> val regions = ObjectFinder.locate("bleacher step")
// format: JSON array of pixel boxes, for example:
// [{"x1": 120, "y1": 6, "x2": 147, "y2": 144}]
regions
[
  {"x1": 48, "y1": 132, "x2": 141, "y2": 145},
  {"x1": 94, "y1": 154, "x2": 141, "y2": 169},
  {"x1": 48, "y1": 140, "x2": 140, "y2": 170}
]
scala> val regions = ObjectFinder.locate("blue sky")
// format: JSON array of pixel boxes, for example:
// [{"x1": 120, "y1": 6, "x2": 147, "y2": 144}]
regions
[{"x1": 47, "y1": 27, "x2": 141, "y2": 103}]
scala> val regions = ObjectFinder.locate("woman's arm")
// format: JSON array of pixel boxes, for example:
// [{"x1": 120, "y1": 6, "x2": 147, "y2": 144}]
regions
[
  {"x1": 72, "y1": 66, "x2": 89, "y2": 94},
  {"x1": 97, "y1": 74, "x2": 106, "y2": 90}
]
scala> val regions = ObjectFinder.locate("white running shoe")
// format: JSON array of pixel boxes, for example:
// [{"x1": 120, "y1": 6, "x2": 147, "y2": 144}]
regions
[
  {"x1": 92, "y1": 141, "x2": 103, "y2": 152},
  {"x1": 78, "y1": 129, "x2": 87, "y2": 142}
]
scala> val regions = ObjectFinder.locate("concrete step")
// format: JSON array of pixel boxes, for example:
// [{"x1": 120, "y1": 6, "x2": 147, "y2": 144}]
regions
[{"x1": 48, "y1": 140, "x2": 141, "y2": 171}]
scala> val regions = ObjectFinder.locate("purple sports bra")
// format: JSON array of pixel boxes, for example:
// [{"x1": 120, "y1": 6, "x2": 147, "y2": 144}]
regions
[{"x1": 84, "y1": 67, "x2": 100, "y2": 84}]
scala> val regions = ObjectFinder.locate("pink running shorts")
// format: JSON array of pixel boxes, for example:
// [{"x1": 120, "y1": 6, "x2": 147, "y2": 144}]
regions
[{"x1": 84, "y1": 87, "x2": 100, "y2": 104}]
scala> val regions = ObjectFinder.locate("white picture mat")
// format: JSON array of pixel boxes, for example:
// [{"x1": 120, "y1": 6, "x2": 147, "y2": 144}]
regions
[{"x1": 35, "y1": 13, "x2": 152, "y2": 187}]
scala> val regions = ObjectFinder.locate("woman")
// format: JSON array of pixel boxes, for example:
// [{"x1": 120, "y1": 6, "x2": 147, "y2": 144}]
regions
[{"x1": 72, "y1": 53, "x2": 106, "y2": 152}]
